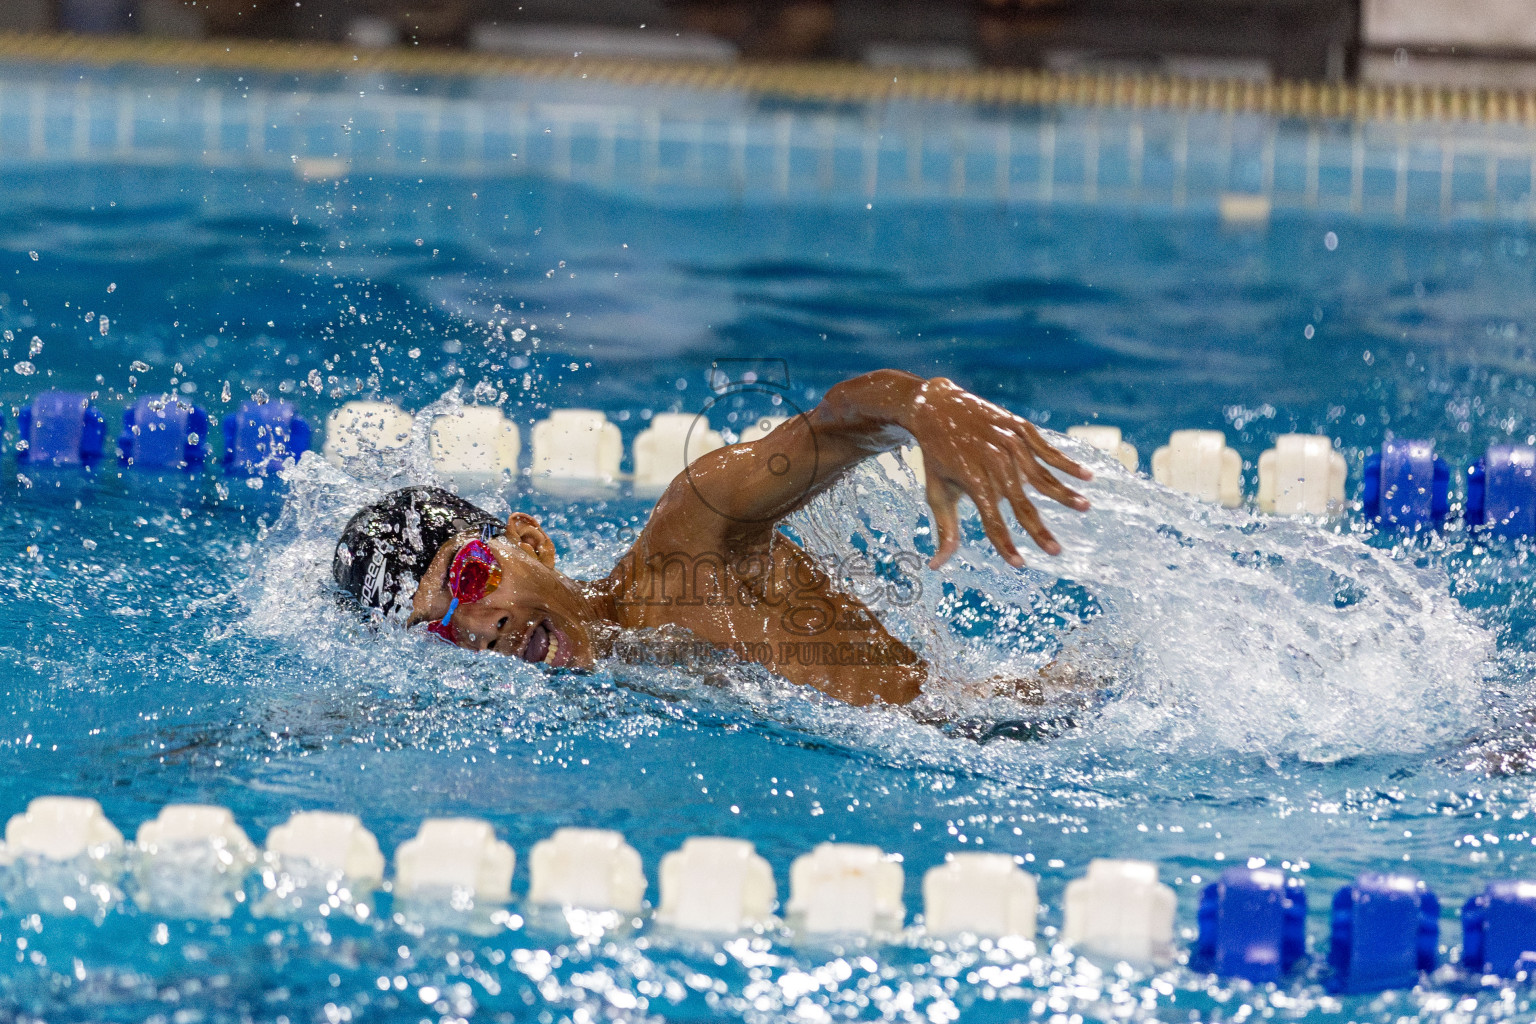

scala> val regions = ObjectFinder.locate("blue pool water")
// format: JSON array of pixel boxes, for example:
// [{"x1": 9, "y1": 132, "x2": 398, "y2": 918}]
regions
[{"x1": 3, "y1": 68, "x2": 1536, "y2": 1023}]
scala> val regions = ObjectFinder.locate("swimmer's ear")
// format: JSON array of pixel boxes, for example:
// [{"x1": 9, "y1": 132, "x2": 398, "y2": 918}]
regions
[{"x1": 505, "y1": 512, "x2": 558, "y2": 568}]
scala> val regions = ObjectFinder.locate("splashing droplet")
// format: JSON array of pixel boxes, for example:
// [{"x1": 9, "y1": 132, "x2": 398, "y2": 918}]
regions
[
  {"x1": 13, "y1": 361, "x2": 35, "y2": 375},
  {"x1": 130, "y1": 360, "x2": 150, "y2": 372}
]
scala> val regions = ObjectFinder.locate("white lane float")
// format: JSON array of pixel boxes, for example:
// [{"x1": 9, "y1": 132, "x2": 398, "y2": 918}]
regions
[
  {"x1": 1256, "y1": 433, "x2": 1347, "y2": 515},
  {"x1": 786, "y1": 842, "x2": 905, "y2": 935},
  {"x1": 134, "y1": 804, "x2": 259, "y2": 918},
  {"x1": 430, "y1": 406, "x2": 521, "y2": 481},
  {"x1": 1, "y1": 795, "x2": 124, "y2": 863},
  {"x1": 323, "y1": 400, "x2": 414, "y2": 465},
  {"x1": 527, "y1": 827, "x2": 646, "y2": 914},
  {"x1": 394, "y1": 817, "x2": 516, "y2": 903},
  {"x1": 1151, "y1": 429, "x2": 1242, "y2": 507},
  {"x1": 1067, "y1": 424, "x2": 1139, "y2": 472},
  {"x1": 530, "y1": 409, "x2": 623, "y2": 494},
  {"x1": 264, "y1": 810, "x2": 385, "y2": 886},
  {"x1": 0, "y1": 796, "x2": 126, "y2": 916},
  {"x1": 632, "y1": 412, "x2": 723, "y2": 496},
  {"x1": 922, "y1": 852, "x2": 1038, "y2": 939},
  {"x1": 1062, "y1": 858, "x2": 1177, "y2": 962},
  {"x1": 656, "y1": 836, "x2": 776, "y2": 933}
]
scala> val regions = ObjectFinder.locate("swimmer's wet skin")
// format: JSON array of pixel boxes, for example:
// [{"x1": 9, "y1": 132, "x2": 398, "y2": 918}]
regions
[{"x1": 332, "y1": 370, "x2": 1092, "y2": 706}]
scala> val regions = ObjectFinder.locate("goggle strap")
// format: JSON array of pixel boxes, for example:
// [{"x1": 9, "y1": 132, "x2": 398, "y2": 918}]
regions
[{"x1": 440, "y1": 596, "x2": 460, "y2": 628}]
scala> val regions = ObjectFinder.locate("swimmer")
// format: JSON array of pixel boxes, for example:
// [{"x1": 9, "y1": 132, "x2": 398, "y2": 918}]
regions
[{"x1": 332, "y1": 370, "x2": 1091, "y2": 707}]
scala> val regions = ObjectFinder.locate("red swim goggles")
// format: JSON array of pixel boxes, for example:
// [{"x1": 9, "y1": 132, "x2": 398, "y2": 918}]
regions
[{"x1": 425, "y1": 525, "x2": 503, "y2": 644}]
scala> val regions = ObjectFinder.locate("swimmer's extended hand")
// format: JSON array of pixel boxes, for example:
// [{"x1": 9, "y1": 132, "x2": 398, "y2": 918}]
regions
[
  {"x1": 661, "y1": 369, "x2": 1089, "y2": 570},
  {"x1": 901, "y1": 377, "x2": 1091, "y2": 568}
]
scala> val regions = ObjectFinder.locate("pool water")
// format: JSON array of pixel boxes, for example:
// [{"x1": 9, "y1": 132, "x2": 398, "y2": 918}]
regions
[{"x1": 2, "y1": 129, "x2": 1536, "y2": 1022}]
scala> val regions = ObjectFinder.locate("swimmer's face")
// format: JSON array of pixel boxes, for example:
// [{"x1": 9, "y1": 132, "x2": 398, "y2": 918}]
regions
[{"x1": 409, "y1": 513, "x2": 597, "y2": 669}]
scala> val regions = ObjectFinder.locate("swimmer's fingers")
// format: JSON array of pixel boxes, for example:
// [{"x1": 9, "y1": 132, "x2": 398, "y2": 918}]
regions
[
  {"x1": 1028, "y1": 465, "x2": 1089, "y2": 512},
  {"x1": 924, "y1": 474, "x2": 963, "y2": 569},
  {"x1": 1006, "y1": 434, "x2": 1090, "y2": 511},
  {"x1": 1018, "y1": 420, "x2": 1094, "y2": 483},
  {"x1": 973, "y1": 491, "x2": 1026, "y2": 568},
  {"x1": 991, "y1": 427, "x2": 1086, "y2": 511},
  {"x1": 991, "y1": 439, "x2": 1068, "y2": 554},
  {"x1": 1003, "y1": 477, "x2": 1061, "y2": 557}
]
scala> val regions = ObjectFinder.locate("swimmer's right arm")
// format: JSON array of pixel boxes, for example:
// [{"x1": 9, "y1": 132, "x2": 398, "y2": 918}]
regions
[{"x1": 665, "y1": 369, "x2": 1092, "y2": 566}]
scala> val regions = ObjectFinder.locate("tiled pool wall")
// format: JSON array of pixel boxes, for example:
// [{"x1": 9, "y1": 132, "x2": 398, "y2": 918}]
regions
[{"x1": 1, "y1": 60, "x2": 1534, "y2": 222}]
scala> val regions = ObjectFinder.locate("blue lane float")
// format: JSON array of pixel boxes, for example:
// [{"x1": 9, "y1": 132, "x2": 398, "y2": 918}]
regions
[
  {"x1": 1195, "y1": 866, "x2": 1307, "y2": 982},
  {"x1": 116, "y1": 397, "x2": 210, "y2": 470},
  {"x1": 1462, "y1": 880, "x2": 1536, "y2": 977},
  {"x1": 1362, "y1": 438, "x2": 1449, "y2": 529},
  {"x1": 1328, "y1": 873, "x2": 1439, "y2": 993},
  {"x1": 222, "y1": 400, "x2": 311, "y2": 476},
  {"x1": 1466, "y1": 445, "x2": 1536, "y2": 538},
  {"x1": 17, "y1": 391, "x2": 106, "y2": 467}
]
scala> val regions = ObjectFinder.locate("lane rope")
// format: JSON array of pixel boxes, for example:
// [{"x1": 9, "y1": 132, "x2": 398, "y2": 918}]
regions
[{"x1": 0, "y1": 32, "x2": 1533, "y2": 126}]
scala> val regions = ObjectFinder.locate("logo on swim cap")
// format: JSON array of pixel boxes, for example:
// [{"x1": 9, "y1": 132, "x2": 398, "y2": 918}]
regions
[{"x1": 360, "y1": 550, "x2": 388, "y2": 609}]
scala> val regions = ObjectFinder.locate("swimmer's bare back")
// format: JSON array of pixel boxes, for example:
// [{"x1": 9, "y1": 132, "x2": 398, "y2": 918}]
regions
[{"x1": 409, "y1": 370, "x2": 1092, "y2": 706}]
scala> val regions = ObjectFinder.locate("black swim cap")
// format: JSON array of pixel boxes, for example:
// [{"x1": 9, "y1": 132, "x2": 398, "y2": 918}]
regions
[{"x1": 332, "y1": 486, "x2": 500, "y2": 622}]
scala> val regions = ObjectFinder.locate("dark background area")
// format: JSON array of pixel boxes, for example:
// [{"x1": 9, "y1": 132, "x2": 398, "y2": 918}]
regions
[
  {"x1": 11, "y1": 0, "x2": 1361, "y2": 81},
  {"x1": 7, "y1": 1, "x2": 1535, "y2": 91}
]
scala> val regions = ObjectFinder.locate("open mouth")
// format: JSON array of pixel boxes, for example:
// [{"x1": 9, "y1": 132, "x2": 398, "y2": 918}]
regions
[{"x1": 519, "y1": 617, "x2": 573, "y2": 668}]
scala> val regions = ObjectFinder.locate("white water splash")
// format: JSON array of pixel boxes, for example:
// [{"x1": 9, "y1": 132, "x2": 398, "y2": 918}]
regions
[
  {"x1": 249, "y1": 400, "x2": 1493, "y2": 764},
  {"x1": 794, "y1": 433, "x2": 1493, "y2": 762}
]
